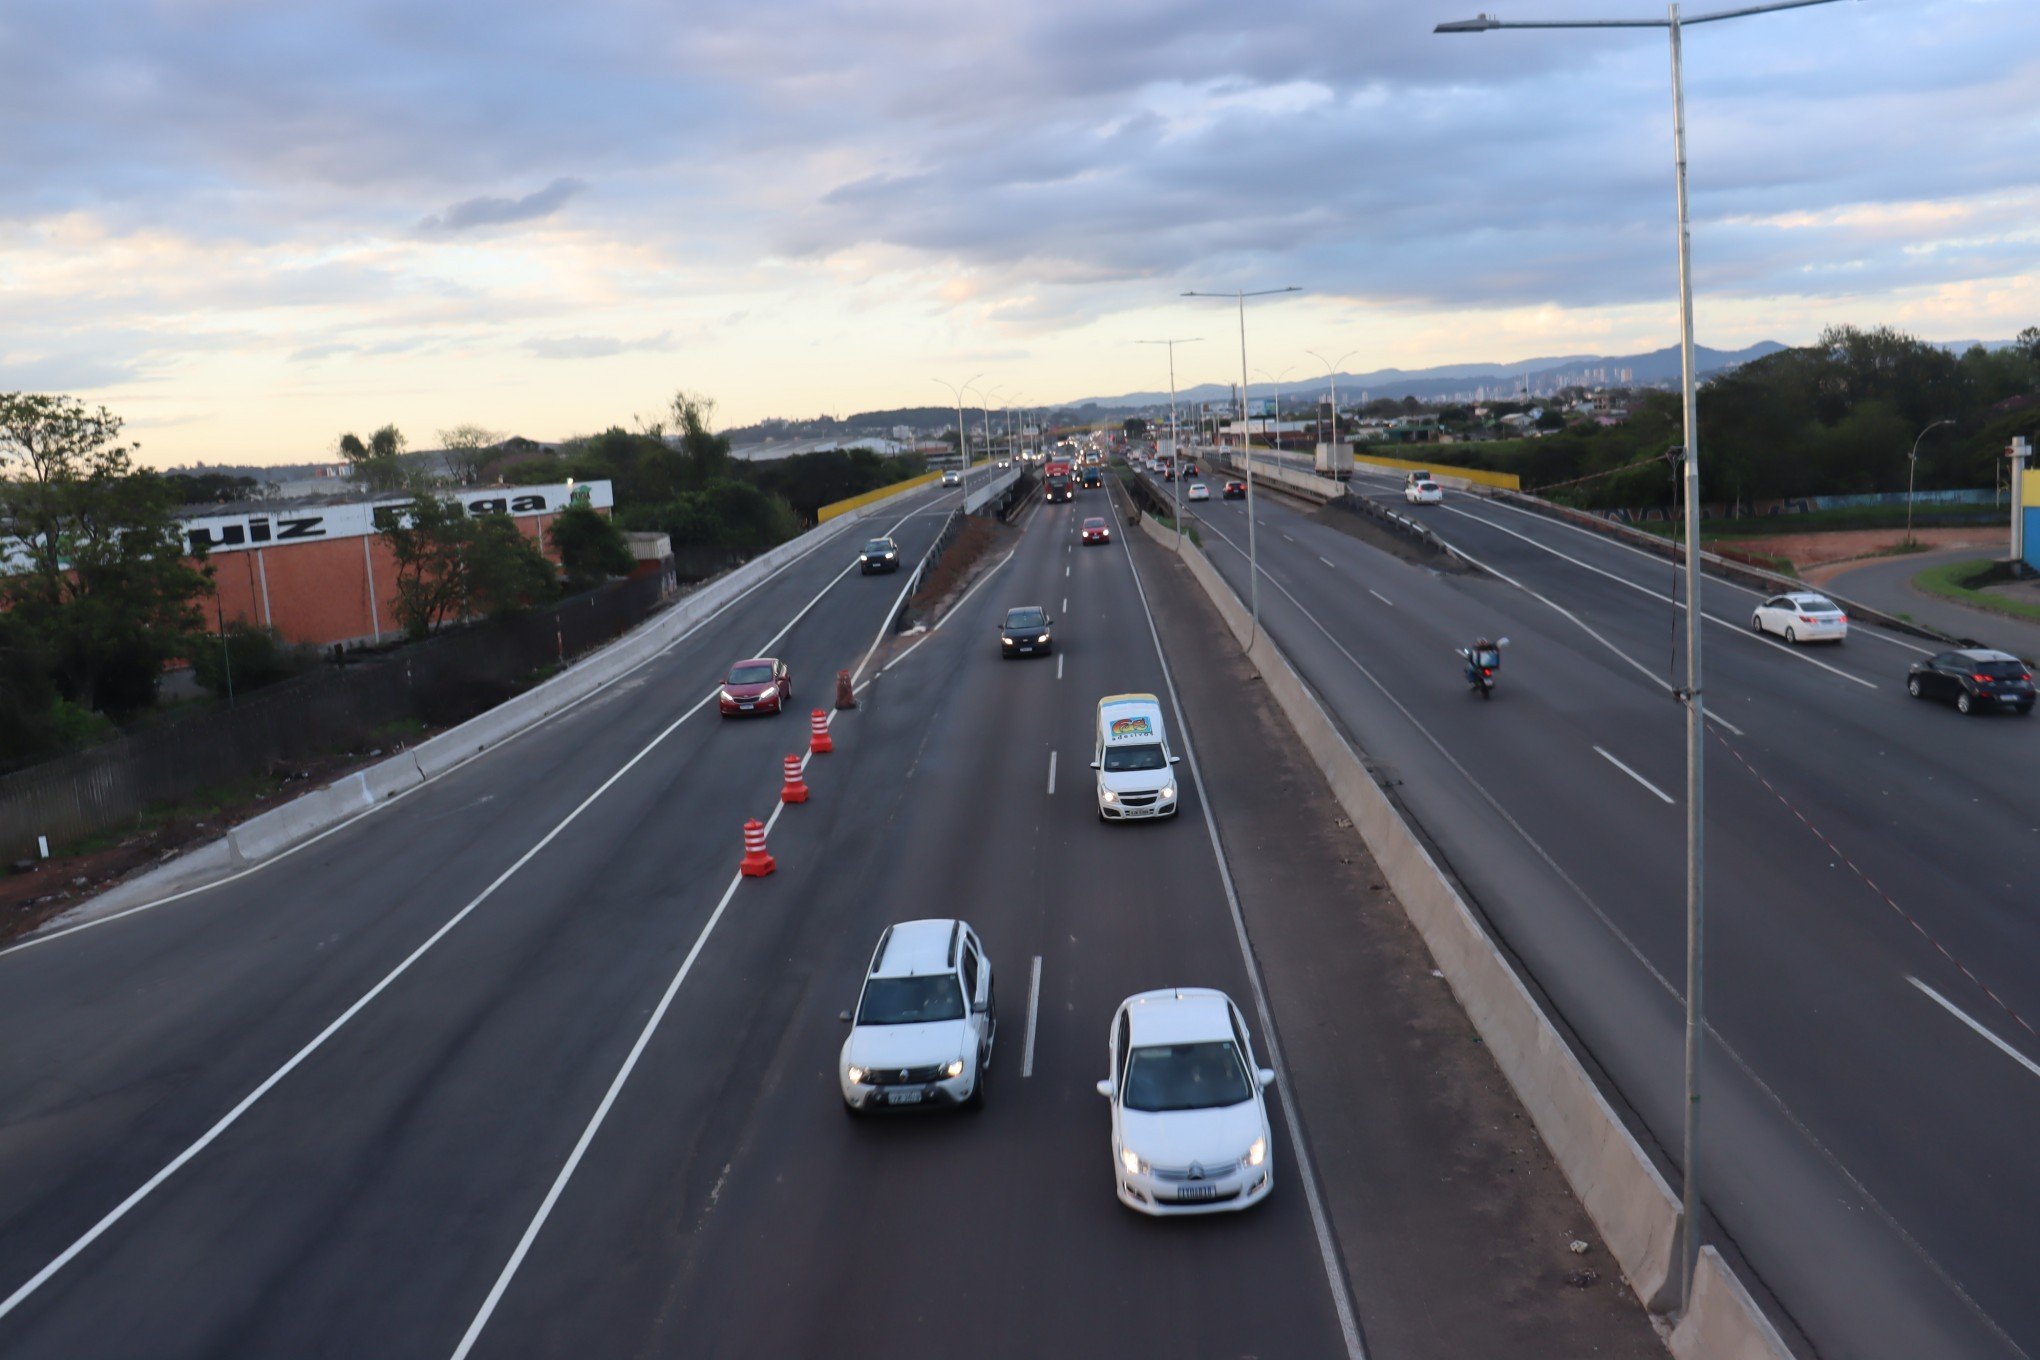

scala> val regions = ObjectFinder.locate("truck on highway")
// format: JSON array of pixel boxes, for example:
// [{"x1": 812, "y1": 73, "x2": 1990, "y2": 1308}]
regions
[{"x1": 1044, "y1": 459, "x2": 1074, "y2": 503}]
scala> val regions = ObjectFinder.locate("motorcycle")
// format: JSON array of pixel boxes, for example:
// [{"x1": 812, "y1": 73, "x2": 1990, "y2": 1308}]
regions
[{"x1": 1457, "y1": 638, "x2": 1508, "y2": 700}]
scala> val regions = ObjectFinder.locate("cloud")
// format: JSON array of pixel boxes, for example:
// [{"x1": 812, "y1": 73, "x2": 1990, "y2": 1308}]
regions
[
  {"x1": 417, "y1": 177, "x2": 587, "y2": 235},
  {"x1": 524, "y1": 330, "x2": 675, "y2": 359}
]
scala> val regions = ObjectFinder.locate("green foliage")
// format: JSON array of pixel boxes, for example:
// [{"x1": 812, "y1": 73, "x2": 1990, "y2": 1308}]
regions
[
  {"x1": 437, "y1": 424, "x2": 502, "y2": 485},
  {"x1": 190, "y1": 623, "x2": 318, "y2": 698},
  {"x1": 338, "y1": 424, "x2": 409, "y2": 493},
  {"x1": 618, "y1": 480, "x2": 800, "y2": 554},
  {"x1": 380, "y1": 487, "x2": 558, "y2": 640},
  {"x1": 0, "y1": 392, "x2": 212, "y2": 718},
  {"x1": 1123, "y1": 417, "x2": 1150, "y2": 439},
  {"x1": 547, "y1": 504, "x2": 635, "y2": 590}
]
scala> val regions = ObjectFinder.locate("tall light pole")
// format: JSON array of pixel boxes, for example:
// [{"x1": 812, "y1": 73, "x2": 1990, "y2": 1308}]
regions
[
  {"x1": 1184, "y1": 286, "x2": 1302, "y2": 650},
  {"x1": 1906, "y1": 418, "x2": 1954, "y2": 547},
  {"x1": 1138, "y1": 338, "x2": 1203, "y2": 551},
  {"x1": 966, "y1": 382, "x2": 1002, "y2": 473},
  {"x1": 1308, "y1": 349, "x2": 1359, "y2": 473},
  {"x1": 1437, "y1": 0, "x2": 1853, "y2": 1317},
  {"x1": 933, "y1": 374, "x2": 981, "y2": 475},
  {"x1": 1256, "y1": 366, "x2": 1296, "y2": 462}
]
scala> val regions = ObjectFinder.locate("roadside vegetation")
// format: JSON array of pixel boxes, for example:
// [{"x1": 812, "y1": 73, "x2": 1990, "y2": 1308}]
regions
[{"x1": 1913, "y1": 560, "x2": 2040, "y2": 625}]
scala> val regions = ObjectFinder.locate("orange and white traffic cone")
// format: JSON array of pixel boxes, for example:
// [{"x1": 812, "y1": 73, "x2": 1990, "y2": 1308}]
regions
[
  {"x1": 780, "y1": 754, "x2": 810, "y2": 804},
  {"x1": 809, "y1": 708, "x2": 834, "y2": 754},
  {"x1": 836, "y1": 668, "x2": 857, "y2": 710},
  {"x1": 739, "y1": 819, "x2": 776, "y2": 877}
]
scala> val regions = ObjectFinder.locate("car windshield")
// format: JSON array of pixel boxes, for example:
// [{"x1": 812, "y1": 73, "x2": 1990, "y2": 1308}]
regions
[
  {"x1": 864, "y1": 540, "x2": 893, "y2": 553},
  {"x1": 1103, "y1": 742, "x2": 1166, "y2": 772},
  {"x1": 1006, "y1": 608, "x2": 1046, "y2": 629},
  {"x1": 857, "y1": 975, "x2": 965, "y2": 1025},
  {"x1": 728, "y1": 664, "x2": 773, "y2": 684},
  {"x1": 1122, "y1": 1041, "x2": 1253, "y2": 1112},
  {"x1": 1084, "y1": 520, "x2": 1105, "y2": 529}
]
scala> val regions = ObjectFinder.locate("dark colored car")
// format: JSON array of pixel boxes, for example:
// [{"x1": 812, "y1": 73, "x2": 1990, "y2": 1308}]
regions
[
  {"x1": 1906, "y1": 649, "x2": 2034, "y2": 715},
  {"x1": 1000, "y1": 606, "x2": 1053, "y2": 657},
  {"x1": 1222, "y1": 480, "x2": 1246, "y2": 500},
  {"x1": 1182, "y1": 462, "x2": 1199, "y2": 477},
  {"x1": 861, "y1": 536, "x2": 901, "y2": 574},
  {"x1": 1081, "y1": 516, "x2": 1111, "y2": 545},
  {"x1": 719, "y1": 657, "x2": 792, "y2": 716}
]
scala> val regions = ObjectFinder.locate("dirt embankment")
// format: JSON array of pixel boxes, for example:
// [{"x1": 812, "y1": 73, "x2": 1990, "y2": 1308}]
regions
[{"x1": 1714, "y1": 526, "x2": 2004, "y2": 584}]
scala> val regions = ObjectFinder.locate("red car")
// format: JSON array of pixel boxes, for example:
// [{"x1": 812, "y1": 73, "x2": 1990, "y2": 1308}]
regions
[
  {"x1": 1081, "y1": 517, "x2": 1112, "y2": 545},
  {"x1": 718, "y1": 657, "x2": 791, "y2": 716}
]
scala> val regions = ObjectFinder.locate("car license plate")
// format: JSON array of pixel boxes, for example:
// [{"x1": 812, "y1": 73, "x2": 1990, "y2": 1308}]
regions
[
  {"x1": 739, "y1": 702, "x2": 754, "y2": 710},
  {"x1": 1123, "y1": 806, "x2": 1154, "y2": 819},
  {"x1": 1176, "y1": 1184, "x2": 1218, "y2": 1202},
  {"x1": 886, "y1": 1090, "x2": 924, "y2": 1106}
]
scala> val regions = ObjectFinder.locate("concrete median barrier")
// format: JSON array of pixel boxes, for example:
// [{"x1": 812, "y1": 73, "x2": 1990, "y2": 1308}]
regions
[{"x1": 1135, "y1": 511, "x2": 1788, "y2": 1357}]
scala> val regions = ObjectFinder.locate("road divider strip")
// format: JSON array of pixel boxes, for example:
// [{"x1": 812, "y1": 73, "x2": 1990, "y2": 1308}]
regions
[{"x1": 1131, "y1": 511, "x2": 1789, "y2": 1359}]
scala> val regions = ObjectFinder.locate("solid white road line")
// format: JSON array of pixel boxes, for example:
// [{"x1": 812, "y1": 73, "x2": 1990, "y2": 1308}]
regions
[
  {"x1": 1910, "y1": 977, "x2": 2040, "y2": 1082},
  {"x1": 1594, "y1": 746, "x2": 1676, "y2": 805},
  {"x1": 2, "y1": 492, "x2": 942, "y2": 959},
  {"x1": 1368, "y1": 589, "x2": 1394, "y2": 608},
  {"x1": 1023, "y1": 956, "x2": 1043, "y2": 1079},
  {"x1": 1438, "y1": 504, "x2": 1877, "y2": 691},
  {"x1": 1113, "y1": 524, "x2": 1367, "y2": 1360},
  {"x1": 1046, "y1": 750, "x2": 1057, "y2": 796}
]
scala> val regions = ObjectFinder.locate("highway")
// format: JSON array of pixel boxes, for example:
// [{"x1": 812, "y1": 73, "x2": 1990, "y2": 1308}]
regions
[
  {"x1": 0, "y1": 471, "x2": 1384, "y2": 1359},
  {"x1": 1166, "y1": 455, "x2": 2040, "y2": 1360}
]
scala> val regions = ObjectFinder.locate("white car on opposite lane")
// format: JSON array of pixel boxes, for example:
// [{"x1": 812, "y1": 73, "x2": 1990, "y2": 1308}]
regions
[
  {"x1": 1404, "y1": 480, "x2": 1443, "y2": 504},
  {"x1": 1186, "y1": 482, "x2": 1210, "y2": 501},
  {"x1": 1097, "y1": 988, "x2": 1275, "y2": 1215},
  {"x1": 1751, "y1": 591, "x2": 1848, "y2": 644}
]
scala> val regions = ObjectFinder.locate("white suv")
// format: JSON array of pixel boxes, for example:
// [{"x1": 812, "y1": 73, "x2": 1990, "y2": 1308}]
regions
[
  {"x1": 840, "y1": 919, "x2": 995, "y2": 1114},
  {"x1": 1097, "y1": 988, "x2": 1275, "y2": 1214}
]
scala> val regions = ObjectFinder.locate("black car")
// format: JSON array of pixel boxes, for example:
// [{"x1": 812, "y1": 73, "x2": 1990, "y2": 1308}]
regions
[
  {"x1": 861, "y1": 537, "x2": 901, "y2": 574},
  {"x1": 1222, "y1": 480, "x2": 1247, "y2": 500},
  {"x1": 999, "y1": 605, "x2": 1054, "y2": 658},
  {"x1": 1906, "y1": 648, "x2": 2034, "y2": 715}
]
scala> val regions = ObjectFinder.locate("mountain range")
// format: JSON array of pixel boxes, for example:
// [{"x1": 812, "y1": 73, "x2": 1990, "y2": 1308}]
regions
[{"x1": 1070, "y1": 341, "x2": 1791, "y2": 409}]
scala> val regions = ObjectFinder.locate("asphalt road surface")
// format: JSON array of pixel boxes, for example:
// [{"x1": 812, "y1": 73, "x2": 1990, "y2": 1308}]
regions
[
  {"x1": 1822, "y1": 546, "x2": 2040, "y2": 663},
  {"x1": 1165, "y1": 457, "x2": 2040, "y2": 1360}
]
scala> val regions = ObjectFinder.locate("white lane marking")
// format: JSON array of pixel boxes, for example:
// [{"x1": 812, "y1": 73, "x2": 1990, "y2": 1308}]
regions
[
  {"x1": 1112, "y1": 522, "x2": 1368, "y2": 1360},
  {"x1": 1282, "y1": 532, "x2": 1296, "y2": 543},
  {"x1": 1594, "y1": 746, "x2": 1676, "y2": 805},
  {"x1": 1474, "y1": 495, "x2": 1931, "y2": 656},
  {"x1": 1319, "y1": 555, "x2": 1337, "y2": 569},
  {"x1": 1066, "y1": 564, "x2": 1071, "y2": 577},
  {"x1": 1910, "y1": 977, "x2": 2040, "y2": 1082},
  {"x1": 1056, "y1": 653, "x2": 1064, "y2": 680},
  {"x1": 852, "y1": 518, "x2": 962, "y2": 688},
  {"x1": 1061, "y1": 597, "x2": 1067, "y2": 613},
  {"x1": 1022, "y1": 956, "x2": 1043, "y2": 1078},
  {"x1": 2, "y1": 490, "x2": 944, "y2": 959},
  {"x1": 880, "y1": 546, "x2": 1020, "y2": 676},
  {"x1": 1047, "y1": 750, "x2": 1057, "y2": 796},
  {"x1": 1438, "y1": 504, "x2": 1877, "y2": 691},
  {"x1": 1368, "y1": 589, "x2": 1394, "y2": 608},
  {"x1": 450, "y1": 748, "x2": 819, "y2": 1358}
]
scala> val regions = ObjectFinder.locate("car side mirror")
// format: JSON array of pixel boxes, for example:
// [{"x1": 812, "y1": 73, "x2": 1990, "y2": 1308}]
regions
[
  {"x1": 1257, "y1": 1068, "x2": 1276, "y2": 1088},
  {"x1": 1088, "y1": 760, "x2": 1101, "y2": 770},
  {"x1": 838, "y1": 1010, "x2": 852, "y2": 1023},
  {"x1": 1169, "y1": 755, "x2": 1182, "y2": 765},
  {"x1": 1095, "y1": 1079, "x2": 1115, "y2": 1099},
  {"x1": 972, "y1": 998, "x2": 988, "y2": 1014}
]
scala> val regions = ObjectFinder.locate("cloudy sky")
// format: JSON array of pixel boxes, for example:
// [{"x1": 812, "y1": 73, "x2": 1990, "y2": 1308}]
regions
[{"x1": 3, "y1": 0, "x2": 2034, "y2": 465}]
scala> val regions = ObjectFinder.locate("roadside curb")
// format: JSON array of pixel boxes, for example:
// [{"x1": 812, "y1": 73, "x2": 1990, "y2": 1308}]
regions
[
  {"x1": 1132, "y1": 511, "x2": 1794, "y2": 1360},
  {"x1": 27, "y1": 491, "x2": 920, "y2": 940}
]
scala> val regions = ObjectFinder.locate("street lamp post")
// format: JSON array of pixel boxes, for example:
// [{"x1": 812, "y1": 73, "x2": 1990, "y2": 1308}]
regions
[
  {"x1": 1907, "y1": 418, "x2": 1954, "y2": 547},
  {"x1": 1184, "y1": 287, "x2": 1302, "y2": 650},
  {"x1": 1307, "y1": 349, "x2": 1359, "y2": 480},
  {"x1": 1437, "y1": 0, "x2": 1853, "y2": 1317},
  {"x1": 1256, "y1": 367, "x2": 1297, "y2": 463},
  {"x1": 933, "y1": 374, "x2": 982, "y2": 475},
  {"x1": 1138, "y1": 338, "x2": 1204, "y2": 551},
  {"x1": 964, "y1": 382, "x2": 1003, "y2": 477}
]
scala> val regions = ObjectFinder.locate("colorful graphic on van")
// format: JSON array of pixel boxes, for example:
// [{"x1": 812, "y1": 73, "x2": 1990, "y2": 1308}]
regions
[{"x1": 1110, "y1": 715, "x2": 1153, "y2": 740}]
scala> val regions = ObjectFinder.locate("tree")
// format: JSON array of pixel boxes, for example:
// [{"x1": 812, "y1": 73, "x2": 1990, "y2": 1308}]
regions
[
  {"x1": 437, "y1": 424, "x2": 502, "y2": 485},
  {"x1": 0, "y1": 393, "x2": 211, "y2": 715},
  {"x1": 379, "y1": 488, "x2": 556, "y2": 640},
  {"x1": 339, "y1": 424, "x2": 409, "y2": 493},
  {"x1": 670, "y1": 390, "x2": 732, "y2": 484},
  {"x1": 1122, "y1": 417, "x2": 1150, "y2": 440},
  {"x1": 547, "y1": 505, "x2": 635, "y2": 591}
]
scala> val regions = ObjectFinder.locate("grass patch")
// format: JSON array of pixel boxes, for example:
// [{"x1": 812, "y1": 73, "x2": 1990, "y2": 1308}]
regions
[
  {"x1": 1913, "y1": 559, "x2": 2040, "y2": 625},
  {"x1": 1631, "y1": 502, "x2": 2001, "y2": 539},
  {"x1": 1148, "y1": 512, "x2": 1201, "y2": 548}
]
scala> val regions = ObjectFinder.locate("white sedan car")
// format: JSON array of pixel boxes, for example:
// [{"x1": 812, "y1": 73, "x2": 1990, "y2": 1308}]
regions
[
  {"x1": 1404, "y1": 480, "x2": 1443, "y2": 504},
  {"x1": 1751, "y1": 591, "x2": 1848, "y2": 644},
  {"x1": 1186, "y1": 482, "x2": 1210, "y2": 501},
  {"x1": 1096, "y1": 988, "x2": 1275, "y2": 1215}
]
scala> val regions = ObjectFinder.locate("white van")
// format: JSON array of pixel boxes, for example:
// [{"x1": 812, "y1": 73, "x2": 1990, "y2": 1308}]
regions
[{"x1": 1091, "y1": 693, "x2": 1182, "y2": 821}]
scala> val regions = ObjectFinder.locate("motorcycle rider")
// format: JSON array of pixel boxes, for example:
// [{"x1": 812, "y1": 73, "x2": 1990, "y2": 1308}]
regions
[{"x1": 1463, "y1": 637, "x2": 1501, "y2": 685}]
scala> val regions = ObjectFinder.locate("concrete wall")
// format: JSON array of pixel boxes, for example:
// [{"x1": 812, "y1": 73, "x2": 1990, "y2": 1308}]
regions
[
  {"x1": 816, "y1": 471, "x2": 942, "y2": 522},
  {"x1": 1135, "y1": 510, "x2": 1791, "y2": 1359}
]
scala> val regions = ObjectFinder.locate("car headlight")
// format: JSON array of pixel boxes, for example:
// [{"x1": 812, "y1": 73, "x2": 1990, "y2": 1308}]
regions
[
  {"x1": 1159, "y1": 784, "x2": 1175, "y2": 801},
  {"x1": 846, "y1": 1066, "x2": 868, "y2": 1085},
  {"x1": 1120, "y1": 1147, "x2": 1146, "y2": 1176},
  {"x1": 944, "y1": 1059, "x2": 965, "y2": 1079},
  {"x1": 1101, "y1": 788, "x2": 1118, "y2": 804},
  {"x1": 719, "y1": 688, "x2": 737, "y2": 702},
  {"x1": 1245, "y1": 1137, "x2": 1266, "y2": 1168},
  {"x1": 1037, "y1": 633, "x2": 1050, "y2": 643},
  {"x1": 884, "y1": 551, "x2": 896, "y2": 559},
  {"x1": 1002, "y1": 636, "x2": 1015, "y2": 645}
]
